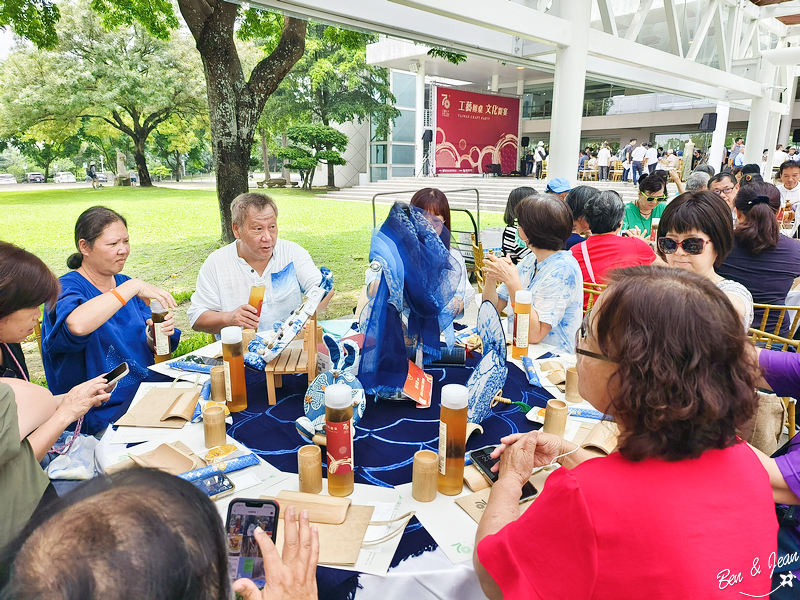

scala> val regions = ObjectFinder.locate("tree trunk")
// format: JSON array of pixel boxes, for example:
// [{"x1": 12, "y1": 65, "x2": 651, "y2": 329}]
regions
[
  {"x1": 174, "y1": 150, "x2": 181, "y2": 182},
  {"x1": 133, "y1": 137, "x2": 153, "y2": 186},
  {"x1": 180, "y1": 0, "x2": 306, "y2": 242}
]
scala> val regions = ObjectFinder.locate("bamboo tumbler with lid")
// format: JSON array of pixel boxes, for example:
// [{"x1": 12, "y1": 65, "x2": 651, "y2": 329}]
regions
[
  {"x1": 542, "y1": 399, "x2": 568, "y2": 438},
  {"x1": 298, "y1": 445, "x2": 323, "y2": 494},
  {"x1": 203, "y1": 404, "x2": 227, "y2": 448},
  {"x1": 412, "y1": 450, "x2": 438, "y2": 502}
]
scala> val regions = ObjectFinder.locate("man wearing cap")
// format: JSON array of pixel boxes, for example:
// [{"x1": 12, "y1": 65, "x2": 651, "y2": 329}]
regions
[
  {"x1": 534, "y1": 142, "x2": 547, "y2": 179},
  {"x1": 545, "y1": 178, "x2": 571, "y2": 201},
  {"x1": 86, "y1": 162, "x2": 100, "y2": 190}
]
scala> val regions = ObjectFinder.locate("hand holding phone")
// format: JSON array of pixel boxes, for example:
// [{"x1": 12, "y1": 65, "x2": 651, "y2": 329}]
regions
[
  {"x1": 226, "y1": 499, "x2": 279, "y2": 588},
  {"x1": 470, "y1": 445, "x2": 538, "y2": 503},
  {"x1": 103, "y1": 362, "x2": 129, "y2": 393},
  {"x1": 232, "y1": 505, "x2": 319, "y2": 600}
]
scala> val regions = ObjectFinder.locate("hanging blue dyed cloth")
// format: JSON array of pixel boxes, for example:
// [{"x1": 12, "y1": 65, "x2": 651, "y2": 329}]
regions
[{"x1": 358, "y1": 202, "x2": 460, "y2": 395}]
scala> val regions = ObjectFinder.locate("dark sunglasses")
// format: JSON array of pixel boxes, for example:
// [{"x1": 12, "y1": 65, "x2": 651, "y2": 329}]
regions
[
  {"x1": 657, "y1": 237, "x2": 710, "y2": 255},
  {"x1": 575, "y1": 309, "x2": 617, "y2": 363}
]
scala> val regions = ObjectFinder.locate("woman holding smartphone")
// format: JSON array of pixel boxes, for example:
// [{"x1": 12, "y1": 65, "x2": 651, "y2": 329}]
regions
[
  {"x1": 42, "y1": 206, "x2": 181, "y2": 434},
  {"x1": 0, "y1": 241, "x2": 110, "y2": 549}
]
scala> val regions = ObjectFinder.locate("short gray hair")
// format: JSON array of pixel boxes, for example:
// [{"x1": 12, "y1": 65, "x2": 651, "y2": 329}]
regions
[
  {"x1": 686, "y1": 171, "x2": 711, "y2": 191},
  {"x1": 584, "y1": 190, "x2": 625, "y2": 235},
  {"x1": 231, "y1": 193, "x2": 278, "y2": 227}
]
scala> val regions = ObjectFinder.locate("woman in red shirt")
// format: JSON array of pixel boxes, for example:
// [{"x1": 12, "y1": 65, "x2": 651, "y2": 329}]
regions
[
  {"x1": 475, "y1": 266, "x2": 777, "y2": 600},
  {"x1": 570, "y1": 190, "x2": 659, "y2": 307}
]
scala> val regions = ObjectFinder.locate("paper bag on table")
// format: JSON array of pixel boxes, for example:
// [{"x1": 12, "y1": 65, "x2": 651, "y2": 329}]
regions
[
  {"x1": 129, "y1": 441, "x2": 206, "y2": 475},
  {"x1": 115, "y1": 387, "x2": 201, "y2": 428},
  {"x1": 261, "y1": 492, "x2": 373, "y2": 566}
]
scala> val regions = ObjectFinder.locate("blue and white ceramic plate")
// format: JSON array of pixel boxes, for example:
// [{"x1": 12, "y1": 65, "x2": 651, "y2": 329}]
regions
[{"x1": 476, "y1": 301, "x2": 506, "y2": 366}]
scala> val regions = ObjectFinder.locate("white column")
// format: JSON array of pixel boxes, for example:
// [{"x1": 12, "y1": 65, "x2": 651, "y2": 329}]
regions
[
  {"x1": 491, "y1": 74, "x2": 499, "y2": 92},
  {"x1": 708, "y1": 102, "x2": 729, "y2": 174},
  {"x1": 779, "y1": 75, "x2": 798, "y2": 147},
  {"x1": 764, "y1": 111, "x2": 781, "y2": 177},
  {"x1": 517, "y1": 79, "x2": 524, "y2": 96},
  {"x1": 744, "y1": 58, "x2": 776, "y2": 165},
  {"x1": 414, "y1": 60, "x2": 426, "y2": 175},
  {"x1": 547, "y1": 0, "x2": 591, "y2": 183}
]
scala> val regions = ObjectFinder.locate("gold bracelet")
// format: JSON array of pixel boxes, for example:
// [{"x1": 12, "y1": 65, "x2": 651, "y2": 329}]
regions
[{"x1": 110, "y1": 288, "x2": 127, "y2": 306}]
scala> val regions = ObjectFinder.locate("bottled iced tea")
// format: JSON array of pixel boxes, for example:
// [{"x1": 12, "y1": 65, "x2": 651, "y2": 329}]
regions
[
  {"x1": 221, "y1": 326, "x2": 247, "y2": 412},
  {"x1": 325, "y1": 384, "x2": 354, "y2": 497},
  {"x1": 438, "y1": 384, "x2": 468, "y2": 496},
  {"x1": 512, "y1": 290, "x2": 532, "y2": 360},
  {"x1": 150, "y1": 300, "x2": 171, "y2": 364}
]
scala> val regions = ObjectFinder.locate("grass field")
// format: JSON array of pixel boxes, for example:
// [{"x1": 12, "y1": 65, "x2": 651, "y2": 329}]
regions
[{"x1": 1, "y1": 184, "x2": 504, "y2": 380}]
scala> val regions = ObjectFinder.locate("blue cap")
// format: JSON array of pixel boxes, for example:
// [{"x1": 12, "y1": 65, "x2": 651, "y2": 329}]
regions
[{"x1": 546, "y1": 177, "x2": 571, "y2": 194}]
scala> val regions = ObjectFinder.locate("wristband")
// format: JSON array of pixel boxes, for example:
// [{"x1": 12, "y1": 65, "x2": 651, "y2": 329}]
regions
[{"x1": 110, "y1": 288, "x2": 127, "y2": 306}]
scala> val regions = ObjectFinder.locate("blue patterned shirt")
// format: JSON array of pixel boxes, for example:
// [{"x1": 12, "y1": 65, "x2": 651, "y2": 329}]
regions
[{"x1": 497, "y1": 251, "x2": 583, "y2": 353}]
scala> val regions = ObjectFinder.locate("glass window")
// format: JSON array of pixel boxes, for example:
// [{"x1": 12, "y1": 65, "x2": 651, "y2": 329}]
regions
[
  {"x1": 392, "y1": 144, "x2": 415, "y2": 164},
  {"x1": 371, "y1": 166, "x2": 387, "y2": 182},
  {"x1": 371, "y1": 144, "x2": 388, "y2": 164},
  {"x1": 392, "y1": 167, "x2": 415, "y2": 178},
  {"x1": 393, "y1": 71, "x2": 416, "y2": 108},
  {"x1": 371, "y1": 117, "x2": 387, "y2": 142},
  {"x1": 392, "y1": 109, "x2": 415, "y2": 143}
]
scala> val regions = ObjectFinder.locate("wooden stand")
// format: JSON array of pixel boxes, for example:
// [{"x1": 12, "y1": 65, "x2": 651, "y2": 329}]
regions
[{"x1": 264, "y1": 314, "x2": 319, "y2": 405}]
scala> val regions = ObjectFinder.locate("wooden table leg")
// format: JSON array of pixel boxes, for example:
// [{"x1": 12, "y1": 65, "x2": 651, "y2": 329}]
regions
[{"x1": 266, "y1": 372, "x2": 277, "y2": 406}]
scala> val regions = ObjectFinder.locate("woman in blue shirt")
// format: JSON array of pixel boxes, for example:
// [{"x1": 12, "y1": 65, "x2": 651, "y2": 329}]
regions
[
  {"x1": 482, "y1": 194, "x2": 583, "y2": 353},
  {"x1": 42, "y1": 207, "x2": 180, "y2": 434}
]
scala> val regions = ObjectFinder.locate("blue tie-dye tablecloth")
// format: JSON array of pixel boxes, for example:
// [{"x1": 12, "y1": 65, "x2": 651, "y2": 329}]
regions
[{"x1": 229, "y1": 353, "x2": 553, "y2": 599}]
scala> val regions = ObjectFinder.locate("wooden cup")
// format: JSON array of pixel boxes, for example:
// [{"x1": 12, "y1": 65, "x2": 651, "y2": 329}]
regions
[
  {"x1": 542, "y1": 399, "x2": 568, "y2": 438},
  {"x1": 412, "y1": 450, "x2": 439, "y2": 502},
  {"x1": 565, "y1": 367, "x2": 582, "y2": 403},
  {"x1": 298, "y1": 445, "x2": 323, "y2": 494},
  {"x1": 210, "y1": 366, "x2": 226, "y2": 403},
  {"x1": 242, "y1": 328, "x2": 257, "y2": 349},
  {"x1": 203, "y1": 405, "x2": 227, "y2": 448}
]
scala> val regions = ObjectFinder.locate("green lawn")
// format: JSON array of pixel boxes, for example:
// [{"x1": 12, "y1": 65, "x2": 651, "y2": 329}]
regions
[{"x1": 1, "y1": 184, "x2": 504, "y2": 379}]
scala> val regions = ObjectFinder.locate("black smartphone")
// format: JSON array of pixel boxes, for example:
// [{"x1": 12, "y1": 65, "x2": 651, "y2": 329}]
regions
[
  {"x1": 225, "y1": 498, "x2": 279, "y2": 587},
  {"x1": 103, "y1": 362, "x2": 129, "y2": 392},
  {"x1": 469, "y1": 445, "x2": 538, "y2": 502},
  {"x1": 191, "y1": 472, "x2": 235, "y2": 500}
]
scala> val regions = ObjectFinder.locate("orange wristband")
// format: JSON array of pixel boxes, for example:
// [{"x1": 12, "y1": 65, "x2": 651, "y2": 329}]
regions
[{"x1": 110, "y1": 288, "x2": 127, "y2": 306}]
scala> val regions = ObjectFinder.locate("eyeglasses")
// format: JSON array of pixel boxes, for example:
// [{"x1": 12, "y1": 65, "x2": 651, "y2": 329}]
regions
[
  {"x1": 639, "y1": 192, "x2": 667, "y2": 202},
  {"x1": 712, "y1": 188, "x2": 735, "y2": 196},
  {"x1": 574, "y1": 309, "x2": 617, "y2": 363},
  {"x1": 657, "y1": 237, "x2": 711, "y2": 255}
]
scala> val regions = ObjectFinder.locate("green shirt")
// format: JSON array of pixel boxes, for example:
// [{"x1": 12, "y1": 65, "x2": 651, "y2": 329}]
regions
[
  {"x1": 0, "y1": 382, "x2": 50, "y2": 548},
  {"x1": 622, "y1": 201, "x2": 666, "y2": 238}
]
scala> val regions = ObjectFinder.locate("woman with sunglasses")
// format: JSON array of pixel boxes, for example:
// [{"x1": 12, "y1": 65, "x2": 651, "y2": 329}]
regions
[
  {"x1": 474, "y1": 266, "x2": 777, "y2": 599},
  {"x1": 656, "y1": 190, "x2": 753, "y2": 330},
  {"x1": 717, "y1": 182, "x2": 800, "y2": 335},
  {"x1": 0, "y1": 241, "x2": 110, "y2": 549},
  {"x1": 621, "y1": 172, "x2": 667, "y2": 238}
]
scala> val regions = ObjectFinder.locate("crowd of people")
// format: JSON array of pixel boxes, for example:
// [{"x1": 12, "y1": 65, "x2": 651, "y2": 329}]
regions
[{"x1": 3, "y1": 140, "x2": 800, "y2": 598}]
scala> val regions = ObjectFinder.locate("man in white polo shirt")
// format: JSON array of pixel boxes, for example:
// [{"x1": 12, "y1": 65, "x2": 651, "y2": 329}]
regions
[{"x1": 188, "y1": 193, "x2": 332, "y2": 335}]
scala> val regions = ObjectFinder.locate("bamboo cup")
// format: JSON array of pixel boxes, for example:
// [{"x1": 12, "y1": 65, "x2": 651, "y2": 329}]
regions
[
  {"x1": 565, "y1": 367, "x2": 582, "y2": 403},
  {"x1": 210, "y1": 366, "x2": 226, "y2": 403},
  {"x1": 298, "y1": 445, "x2": 323, "y2": 494},
  {"x1": 542, "y1": 399, "x2": 568, "y2": 438},
  {"x1": 242, "y1": 328, "x2": 257, "y2": 349},
  {"x1": 203, "y1": 405, "x2": 227, "y2": 448},
  {"x1": 412, "y1": 450, "x2": 439, "y2": 502}
]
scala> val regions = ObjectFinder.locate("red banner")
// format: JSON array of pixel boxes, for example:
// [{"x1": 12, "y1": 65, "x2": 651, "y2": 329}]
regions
[{"x1": 434, "y1": 88, "x2": 520, "y2": 175}]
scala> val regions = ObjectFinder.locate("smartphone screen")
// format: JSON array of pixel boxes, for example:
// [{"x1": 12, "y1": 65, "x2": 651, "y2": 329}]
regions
[
  {"x1": 192, "y1": 473, "x2": 235, "y2": 499},
  {"x1": 103, "y1": 362, "x2": 129, "y2": 391},
  {"x1": 225, "y1": 499, "x2": 279, "y2": 587}
]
